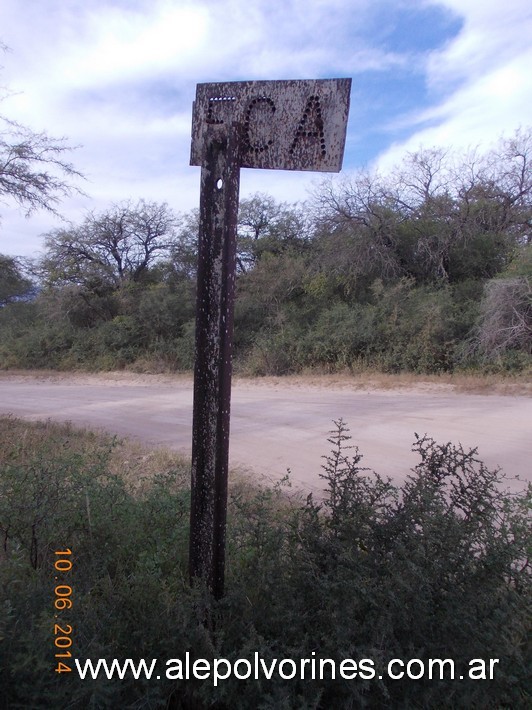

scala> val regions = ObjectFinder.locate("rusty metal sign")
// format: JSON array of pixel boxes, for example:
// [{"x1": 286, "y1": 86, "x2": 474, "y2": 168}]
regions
[{"x1": 191, "y1": 78, "x2": 351, "y2": 172}]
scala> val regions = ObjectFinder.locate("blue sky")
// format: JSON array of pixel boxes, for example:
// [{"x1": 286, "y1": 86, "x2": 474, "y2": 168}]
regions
[{"x1": 1, "y1": 0, "x2": 531, "y2": 257}]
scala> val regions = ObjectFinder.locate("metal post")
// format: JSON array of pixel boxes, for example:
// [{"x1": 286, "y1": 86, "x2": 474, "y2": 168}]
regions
[{"x1": 189, "y1": 125, "x2": 240, "y2": 599}]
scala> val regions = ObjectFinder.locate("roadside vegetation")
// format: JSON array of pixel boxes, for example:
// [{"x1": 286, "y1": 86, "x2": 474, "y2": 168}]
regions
[
  {"x1": 2, "y1": 47, "x2": 530, "y2": 710},
  {"x1": 1, "y1": 130, "x2": 531, "y2": 378},
  {"x1": 0, "y1": 416, "x2": 530, "y2": 709}
]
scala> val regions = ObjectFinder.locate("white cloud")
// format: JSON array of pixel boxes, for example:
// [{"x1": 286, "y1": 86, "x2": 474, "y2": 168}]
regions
[
  {"x1": 375, "y1": 0, "x2": 532, "y2": 169},
  {"x1": 427, "y1": 2, "x2": 530, "y2": 81},
  {"x1": 1, "y1": 0, "x2": 531, "y2": 257},
  {"x1": 59, "y1": 4, "x2": 209, "y2": 89}
]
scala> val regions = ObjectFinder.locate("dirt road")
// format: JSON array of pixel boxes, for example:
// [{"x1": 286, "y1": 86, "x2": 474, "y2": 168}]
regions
[{"x1": 0, "y1": 373, "x2": 530, "y2": 494}]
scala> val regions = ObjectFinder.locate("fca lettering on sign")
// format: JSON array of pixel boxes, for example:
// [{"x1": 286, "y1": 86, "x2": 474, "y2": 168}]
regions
[{"x1": 190, "y1": 78, "x2": 351, "y2": 173}]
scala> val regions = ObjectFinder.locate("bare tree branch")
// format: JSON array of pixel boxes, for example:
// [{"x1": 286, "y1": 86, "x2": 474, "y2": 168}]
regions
[
  {"x1": 1, "y1": 42, "x2": 84, "y2": 221},
  {"x1": 0, "y1": 115, "x2": 84, "y2": 218}
]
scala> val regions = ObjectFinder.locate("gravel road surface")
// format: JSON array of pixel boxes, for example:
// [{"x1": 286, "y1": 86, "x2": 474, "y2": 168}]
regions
[{"x1": 1, "y1": 373, "x2": 530, "y2": 495}]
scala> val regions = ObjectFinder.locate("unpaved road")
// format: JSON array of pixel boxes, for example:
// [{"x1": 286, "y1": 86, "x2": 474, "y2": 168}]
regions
[{"x1": 0, "y1": 373, "x2": 530, "y2": 494}]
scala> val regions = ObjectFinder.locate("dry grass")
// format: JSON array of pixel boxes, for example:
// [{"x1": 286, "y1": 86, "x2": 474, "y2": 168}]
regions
[
  {"x1": 0, "y1": 368, "x2": 188, "y2": 387},
  {"x1": 0, "y1": 415, "x2": 190, "y2": 490},
  {"x1": 233, "y1": 369, "x2": 532, "y2": 396},
  {"x1": 0, "y1": 367, "x2": 530, "y2": 396}
]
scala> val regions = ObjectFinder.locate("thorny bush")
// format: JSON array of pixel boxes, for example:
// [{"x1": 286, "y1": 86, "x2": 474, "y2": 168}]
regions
[{"x1": 0, "y1": 417, "x2": 530, "y2": 709}]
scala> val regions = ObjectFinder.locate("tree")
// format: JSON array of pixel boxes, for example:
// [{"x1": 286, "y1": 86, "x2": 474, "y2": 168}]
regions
[
  {"x1": 311, "y1": 172, "x2": 405, "y2": 296},
  {"x1": 0, "y1": 118, "x2": 83, "y2": 219},
  {"x1": 312, "y1": 130, "x2": 532, "y2": 288},
  {"x1": 473, "y1": 276, "x2": 532, "y2": 359},
  {"x1": 164, "y1": 208, "x2": 200, "y2": 281},
  {"x1": 237, "y1": 193, "x2": 311, "y2": 272},
  {"x1": 0, "y1": 253, "x2": 34, "y2": 306},
  {"x1": 480, "y1": 126, "x2": 532, "y2": 244},
  {"x1": 41, "y1": 200, "x2": 180, "y2": 289},
  {"x1": 1, "y1": 44, "x2": 83, "y2": 220},
  {"x1": 389, "y1": 132, "x2": 532, "y2": 281}
]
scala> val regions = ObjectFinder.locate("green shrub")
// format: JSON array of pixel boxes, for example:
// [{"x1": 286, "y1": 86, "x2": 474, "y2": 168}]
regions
[{"x1": 0, "y1": 417, "x2": 529, "y2": 708}]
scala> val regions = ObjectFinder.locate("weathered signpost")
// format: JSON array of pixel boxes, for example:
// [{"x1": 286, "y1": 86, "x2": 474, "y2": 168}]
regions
[{"x1": 189, "y1": 78, "x2": 351, "y2": 599}]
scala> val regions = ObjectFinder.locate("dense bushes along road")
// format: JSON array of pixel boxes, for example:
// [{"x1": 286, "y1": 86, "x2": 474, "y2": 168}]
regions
[{"x1": 1, "y1": 130, "x2": 531, "y2": 375}]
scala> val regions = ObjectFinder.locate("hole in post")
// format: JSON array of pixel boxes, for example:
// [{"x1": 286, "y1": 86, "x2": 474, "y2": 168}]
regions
[{"x1": 216, "y1": 178, "x2": 223, "y2": 190}]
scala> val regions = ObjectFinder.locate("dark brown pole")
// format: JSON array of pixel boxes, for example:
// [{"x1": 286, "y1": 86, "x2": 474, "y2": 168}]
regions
[{"x1": 189, "y1": 125, "x2": 240, "y2": 600}]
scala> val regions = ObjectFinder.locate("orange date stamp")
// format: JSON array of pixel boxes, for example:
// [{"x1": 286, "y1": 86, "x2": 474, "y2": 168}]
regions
[{"x1": 53, "y1": 549, "x2": 73, "y2": 674}]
